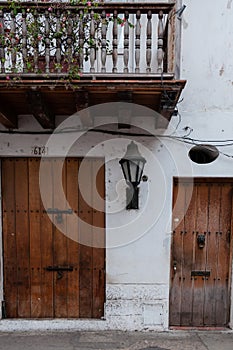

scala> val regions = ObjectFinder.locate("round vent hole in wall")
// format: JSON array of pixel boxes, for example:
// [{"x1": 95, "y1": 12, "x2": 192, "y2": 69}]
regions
[{"x1": 188, "y1": 144, "x2": 219, "y2": 164}]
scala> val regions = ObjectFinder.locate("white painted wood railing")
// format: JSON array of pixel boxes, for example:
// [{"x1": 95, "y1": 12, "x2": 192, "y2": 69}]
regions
[{"x1": 0, "y1": 2, "x2": 176, "y2": 76}]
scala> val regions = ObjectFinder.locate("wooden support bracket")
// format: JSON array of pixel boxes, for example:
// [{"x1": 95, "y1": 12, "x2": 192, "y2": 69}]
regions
[
  {"x1": 117, "y1": 91, "x2": 133, "y2": 129},
  {"x1": 27, "y1": 90, "x2": 55, "y2": 129},
  {"x1": 0, "y1": 104, "x2": 18, "y2": 129},
  {"x1": 75, "y1": 91, "x2": 93, "y2": 128}
]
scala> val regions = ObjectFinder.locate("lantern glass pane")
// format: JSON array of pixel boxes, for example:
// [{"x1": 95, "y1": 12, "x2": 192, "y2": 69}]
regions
[
  {"x1": 121, "y1": 161, "x2": 130, "y2": 182},
  {"x1": 129, "y1": 160, "x2": 138, "y2": 183}
]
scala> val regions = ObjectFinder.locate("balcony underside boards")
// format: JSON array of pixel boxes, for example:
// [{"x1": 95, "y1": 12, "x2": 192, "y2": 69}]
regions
[{"x1": 0, "y1": 78, "x2": 186, "y2": 130}]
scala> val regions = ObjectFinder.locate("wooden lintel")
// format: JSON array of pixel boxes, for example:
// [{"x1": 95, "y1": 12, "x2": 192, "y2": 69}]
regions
[
  {"x1": 27, "y1": 91, "x2": 54, "y2": 129},
  {"x1": 0, "y1": 105, "x2": 18, "y2": 129},
  {"x1": 75, "y1": 91, "x2": 93, "y2": 128},
  {"x1": 117, "y1": 91, "x2": 133, "y2": 129}
]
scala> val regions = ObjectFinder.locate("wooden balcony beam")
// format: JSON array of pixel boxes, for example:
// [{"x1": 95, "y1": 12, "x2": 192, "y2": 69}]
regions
[
  {"x1": 0, "y1": 2, "x2": 175, "y2": 14},
  {"x1": 27, "y1": 91, "x2": 54, "y2": 129}
]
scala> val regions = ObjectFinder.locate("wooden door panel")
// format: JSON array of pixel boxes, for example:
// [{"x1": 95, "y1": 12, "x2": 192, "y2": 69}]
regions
[
  {"x1": 180, "y1": 183, "x2": 196, "y2": 326},
  {"x1": 2, "y1": 158, "x2": 105, "y2": 319},
  {"x1": 170, "y1": 178, "x2": 232, "y2": 327},
  {"x1": 2, "y1": 159, "x2": 17, "y2": 317}
]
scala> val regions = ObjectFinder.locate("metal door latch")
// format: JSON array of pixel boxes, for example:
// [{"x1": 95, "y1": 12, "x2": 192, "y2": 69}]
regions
[
  {"x1": 46, "y1": 208, "x2": 73, "y2": 223},
  {"x1": 45, "y1": 265, "x2": 74, "y2": 280},
  {"x1": 46, "y1": 265, "x2": 74, "y2": 272}
]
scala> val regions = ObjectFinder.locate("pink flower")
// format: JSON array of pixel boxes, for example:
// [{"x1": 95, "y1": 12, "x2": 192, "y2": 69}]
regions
[
  {"x1": 87, "y1": 1, "x2": 91, "y2": 6},
  {"x1": 48, "y1": 7, "x2": 52, "y2": 12},
  {"x1": 6, "y1": 75, "x2": 10, "y2": 80},
  {"x1": 106, "y1": 13, "x2": 110, "y2": 18}
]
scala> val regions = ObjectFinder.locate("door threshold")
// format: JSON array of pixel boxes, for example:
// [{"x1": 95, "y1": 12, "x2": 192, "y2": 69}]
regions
[{"x1": 170, "y1": 326, "x2": 229, "y2": 331}]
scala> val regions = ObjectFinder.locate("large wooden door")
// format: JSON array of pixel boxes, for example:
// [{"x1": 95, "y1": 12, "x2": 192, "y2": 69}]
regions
[
  {"x1": 170, "y1": 178, "x2": 232, "y2": 327},
  {"x1": 2, "y1": 158, "x2": 105, "y2": 319}
]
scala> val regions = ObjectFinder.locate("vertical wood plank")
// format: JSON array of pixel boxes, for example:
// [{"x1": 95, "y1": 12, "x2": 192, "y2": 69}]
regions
[
  {"x1": 28, "y1": 159, "x2": 42, "y2": 318},
  {"x1": 78, "y1": 158, "x2": 93, "y2": 318},
  {"x1": 169, "y1": 181, "x2": 185, "y2": 325},
  {"x1": 180, "y1": 182, "x2": 196, "y2": 326},
  {"x1": 216, "y1": 183, "x2": 232, "y2": 325},
  {"x1": 92, "y1": 159, "x2": 105, "y2": 318},
  {"x1": 15, "y1": 159, "x2": 30, "y2": 317},
  {"x1": 66, "y1": 158, "x2": 80, "y2": 318},
  {"x1": 204, "y1": 183, "x2": 220, "y2": 326},
  {"x1": 40, "y1": 158, "x2": 54, "y2": 318},
  {"x1": 2, "y1": 159, "x2": 17, "y2": 317},
  {"x1": 53, "y1": 159, "x2": 68, "y2": 318},
  {"x1": 192, "y1": 183, "x2": 209, "y2": 326}
]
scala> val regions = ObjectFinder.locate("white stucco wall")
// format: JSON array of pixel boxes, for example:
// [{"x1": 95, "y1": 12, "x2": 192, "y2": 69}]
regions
[{"x1": 0, "y1": 0, "x2": 233, "y2": 331}]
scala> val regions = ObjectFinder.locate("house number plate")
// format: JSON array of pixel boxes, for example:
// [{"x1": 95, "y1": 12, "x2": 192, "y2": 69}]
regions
[{"x1": 31, "y1": 146, "x2": 48, "y2": 156}]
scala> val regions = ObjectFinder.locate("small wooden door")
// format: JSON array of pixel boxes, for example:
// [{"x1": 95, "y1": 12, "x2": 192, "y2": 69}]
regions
[
  {"x1": 170, "y1": 178, "x2": 232, "y2": 327},
  {"x1": 2, "y1": 158, "x2": 105, "y2": 319}
]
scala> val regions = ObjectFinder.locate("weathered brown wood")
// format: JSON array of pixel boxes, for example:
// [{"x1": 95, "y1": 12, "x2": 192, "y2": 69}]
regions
[
  {"x1": 27, "y1": 91, "x2": 55, "y2": 129},
  {"x1": 92, "y1": 159, "x2": 105, "y2": 318},
  {"x1": 216, "y1": 184, "x2": 232, "y2": 325},
  {"x1": 15, "y1": 159, "x2": 30, "y2": 317},
  {"x1": 180, "y1": 182, "x2": 196, "y2": 326},
  {"x1": 78, "y1": 158, "x2": 93, "y2": 317},
  {"x1": 66, "y1": 159, "x2": 80, "y2": 318},
  {"x1": 28, "y1": 159, "x2": 42, "y2": 318},
  {"x1": 169, "y1": 181, "x2": 185, "y2": 325},
  {"x1": 2, "y1": 159, "x2": 17, "y2": 317},
  {"x1": 203, "y1": 184, "x2": 220, "y2": 326},
  {"x1": 192, "y1": 183, "x2": 209, "y2": 326},
  {"x1": 170, "y1": 179, "x2": 232, "y2": 327},
  {"x1": 40, "y1": 158, "x2": 54, "y2": 318},
  {"x1": 53, "y1": 159, "x2": 68, "y2": 318},
  {"x1": 2, "y1": 157, "x2": 106, "y2": 319}
]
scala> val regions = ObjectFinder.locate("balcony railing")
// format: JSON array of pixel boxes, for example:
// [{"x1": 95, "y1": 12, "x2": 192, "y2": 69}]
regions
[{"x1": 0, "y1": 1, "x2": 177, "y2": 78}]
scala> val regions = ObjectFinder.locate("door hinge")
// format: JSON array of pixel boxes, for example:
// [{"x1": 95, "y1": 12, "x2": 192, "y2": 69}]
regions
[{"x1": 1, "y1": 301, "x2": 6, "y2": 319}]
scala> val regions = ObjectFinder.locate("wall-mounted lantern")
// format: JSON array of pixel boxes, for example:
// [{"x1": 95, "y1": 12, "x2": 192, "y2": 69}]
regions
[{"x1": 119, "y1": 141, "x2": 146, "y2": 209}]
